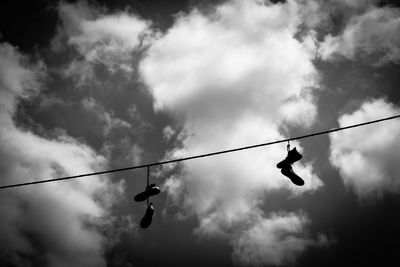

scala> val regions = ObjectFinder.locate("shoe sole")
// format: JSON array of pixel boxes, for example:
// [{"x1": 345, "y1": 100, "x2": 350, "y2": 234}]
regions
[
  {"x1": 281, "y1": 168, "x2": 305, "y2": 186},
  {"x1": 134, "y1": 188, "x2": 161, "y2": 202}
]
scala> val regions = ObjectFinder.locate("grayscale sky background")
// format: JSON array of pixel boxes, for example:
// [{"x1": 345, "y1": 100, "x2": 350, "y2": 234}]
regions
[{"x1": 1, "y1": 0, "x2": 400, "y2": 266}]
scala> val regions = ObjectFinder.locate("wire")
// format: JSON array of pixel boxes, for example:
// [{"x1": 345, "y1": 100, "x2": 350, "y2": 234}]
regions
[
  {"x1": 1, "y1": 114, "x2": 399, "y2": 190},
  {"x1": 146, "y1": 166, "x2": 150, "y2": 207}
]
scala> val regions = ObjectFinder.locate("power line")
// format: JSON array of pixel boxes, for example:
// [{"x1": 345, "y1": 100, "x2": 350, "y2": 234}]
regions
[{"x1": 1, "y1": 114, "x2": 399, "y2": 190}]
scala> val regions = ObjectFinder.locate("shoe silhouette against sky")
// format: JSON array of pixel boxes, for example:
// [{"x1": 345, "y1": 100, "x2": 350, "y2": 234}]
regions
[
  {"x1": 140, "y1": 203, "x2": 154, "y2": 229},
  {"x1": 134, "y1": 184, "x2": 161, "y2": 202},
  {"x1": 276, "y1": 147, "x2": 302, "y2": 168},
  {"x1": 277, "y1": 147, "x2": 305, "y2": 186},
  {"x1": 281, "y1": 165, "x2": 305, "y2": 186}
]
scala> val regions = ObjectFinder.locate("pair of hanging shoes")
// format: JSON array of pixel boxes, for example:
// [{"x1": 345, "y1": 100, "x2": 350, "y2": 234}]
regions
[
  {"x1": 277, "y1": 147, "x2": 305, "y2": 186},
  {"x1": 135, "y1": 183, "x2": 160, "y2": 229},
  {"x1": 134, "y1": 184, "x2": 161, "y2": 202}
]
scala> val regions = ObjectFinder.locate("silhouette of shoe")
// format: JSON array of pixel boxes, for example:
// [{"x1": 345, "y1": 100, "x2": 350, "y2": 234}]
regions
[
  {"x1": 140, "y1": 203, "x2": 154, "y2": 229},
  {"x1": 134, "y1": 184, "x2": 161, "y2": 202},
  {"x1": 281, "y1": 165, "x2": 305, "y2": 186},
  {"x1": 276, "y1": 148, "x2": 303, "y2": 169}
]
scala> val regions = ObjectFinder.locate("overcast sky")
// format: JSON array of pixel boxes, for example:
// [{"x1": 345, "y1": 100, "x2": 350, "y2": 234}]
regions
[{"x1": 1, "y1": 0, "x2": 400, "y2": 266}]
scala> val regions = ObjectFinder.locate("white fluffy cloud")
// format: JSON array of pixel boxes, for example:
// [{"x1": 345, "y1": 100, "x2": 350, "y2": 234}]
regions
[
  {"x1": 53, "y1": 0, "x2": 154, "y2": 76},
  {"x1": 0, "y1": 43, "x2": 125, "y2": 266},
  {"x1": 319, "y1": 6, "x2": 400, "y2": 65},
  {"x1": 330, "y1": 99, "x2": 400, "y2": 197},
  {"x1": 232, "y1": 212, "x2": 327, "y2": 266},
  {"x1": 141, "y1": 0, "x2": 324, "y2": 264}
]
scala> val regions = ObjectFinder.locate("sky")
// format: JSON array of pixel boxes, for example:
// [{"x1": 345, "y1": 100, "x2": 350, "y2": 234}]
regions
[{"x1": 1, "y1": 0, "x2": 400, "y2": 266}]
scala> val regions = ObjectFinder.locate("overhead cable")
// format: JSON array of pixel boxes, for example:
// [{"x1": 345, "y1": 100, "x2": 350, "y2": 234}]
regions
[{"x1": 0, "y1": 114, "x2": 399, "y2": 190}]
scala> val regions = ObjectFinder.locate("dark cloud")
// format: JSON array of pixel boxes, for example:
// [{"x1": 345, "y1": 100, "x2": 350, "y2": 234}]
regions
[
  {"x1": 319, "y1": 6, "x2": 400, "y2": 65},
  {"x1": 0, "y1": 42, "x2": 128, "y2": 267},
  {"x1": 0, "y1": 0, "x2": 58, "y2": 52}
]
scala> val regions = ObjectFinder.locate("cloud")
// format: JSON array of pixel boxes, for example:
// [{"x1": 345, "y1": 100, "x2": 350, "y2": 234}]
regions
[
  {"x1": 232, "y1": 211, "x2": 327, "y2": 266},
  {"x1": 319, "y1": 6, "x2": 400, "y2": 65},
  {"x1": 141, "y1": 0, "x2": 324, "y2": 264},
  {"x1": 52, "y1": 0, "x2": 155, "y2": 77},
  {"x1": 278, "y1": 89, "x2": 318, "y2": 128},
  {"x1": 330, "y1": 99, "x2": 400, "y2": 197},
  {"x1": 82, "y1": 97, "x2": 132, "y2": 136},
  {"x1": 62, "y1": 58, "x2": 96, "y2": 87},
  {"x1": 0, "y1": 43, "x2": 126, "y2": 266},
  {"x1": 162, "y1": 125, "x2": 176, "y2": 141},
  {"x1": 294, "y1": 0, "x2": 378, "y2": 34}
]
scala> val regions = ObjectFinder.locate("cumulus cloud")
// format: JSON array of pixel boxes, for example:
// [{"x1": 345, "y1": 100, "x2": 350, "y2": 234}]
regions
[
  {"x1": 0, "y1": 43, "x2": 126, "y2": 266},
  {"x1": 232, "y1": 211, "x2": 327, "y2": 266},
  {"x1": 141, "y1": 0, "x2": 324, "y2": 264},
  {"x1": 53, "y1": 0, "x2": 154, "y2": 76},
  {"x1": 278, "y1": 89, "x2": 318, "y2": 128},
  {"x1": 319, "y1": 6, "x2": 400, "y2": 65},
  {"x1": 330, "y1": 99, "x2": 400, "y2": 197}
]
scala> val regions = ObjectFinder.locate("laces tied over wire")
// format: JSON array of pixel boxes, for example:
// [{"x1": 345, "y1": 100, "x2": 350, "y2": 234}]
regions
[
  {"x1": 287, "y1": 140, "x2": 291, "y2": 153},
  {"x1": 146, "y1": 165, "x2": 150, "y2": 207}
]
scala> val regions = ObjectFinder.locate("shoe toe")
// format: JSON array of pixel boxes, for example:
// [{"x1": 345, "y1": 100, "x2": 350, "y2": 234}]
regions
[
  {"x1": 134, "y1": 192, "x2": 148, "y2": 202},
  {"x1": 281, "y1": 168, "x2": 305, "y2": 186},
  {"x1": 140, "y1": 218, "x2": 151, "y2": 228},
  {"x1": 291, "y1": 177, "x2": 305, "y2": 186},
  {"x1": 277, "y1": 160, "x2": 289, "y2": 169},
  {"x1": 140, "y1": 208, "x2": 154, "y2": 229},
  {"x1": 149, "y1": 187, "x2": 161, "y2": 196}
]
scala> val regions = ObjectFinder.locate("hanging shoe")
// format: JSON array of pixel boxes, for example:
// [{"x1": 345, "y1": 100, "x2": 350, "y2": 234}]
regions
[
  {"x1": 281, "y1": 165, "x2": 305, "y2": 186},
  {"x1": 140, "y1": 203, "x2": 154, "y2": 229},
  {"x1": 288, "y1": 147, "x2": 302, "y2": 163},
  {"x1": 134, "y1": 184, "x2": 161, "y2": 202},
  {"x1": 276, "y1": 147, "x2": 303, "y2": 168}
]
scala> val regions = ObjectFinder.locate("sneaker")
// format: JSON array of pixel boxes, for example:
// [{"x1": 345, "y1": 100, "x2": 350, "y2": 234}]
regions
[
  {"x1": 276, "y1": 157, "x2": 290, "y2": 169},
  {"x1": 288, "y1": 148, "x2": 303, "y2": 163},
  {"x1": 281, "y1": 166, "x2": 305, "y2": 186},
  {"x1": 134, "y1": 184, "x2": 161, "y2": 202},
  {"x1": 140, "y1": 203, "x2": 154, "y2": 229},
  {"x1": 276, "y1": 148, "x2": 303, "y2": 169}
]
